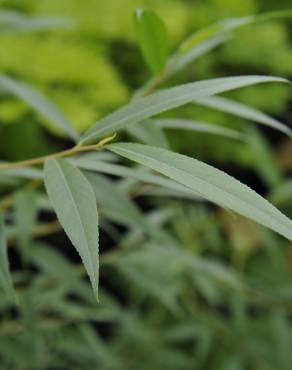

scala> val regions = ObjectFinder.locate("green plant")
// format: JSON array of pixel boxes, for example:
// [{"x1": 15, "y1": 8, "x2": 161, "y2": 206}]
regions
[{"x1": 1, "y1": 7, "x2": 292, "y2": 370}]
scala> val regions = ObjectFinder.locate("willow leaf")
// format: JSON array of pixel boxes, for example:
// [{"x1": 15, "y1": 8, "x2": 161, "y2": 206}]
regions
[
  {"x1": 71, "y1": 157, "x2": 200, "y2": 199},
  {"x1": 168, "y1": 34, "x2": 228, "y2": 77},
  {"x1": 138, "y1": 10, "x2": 292, "y2": 96},
  {"x1": 109, "y1": 143, "x2": 292, "y2": 242},
  {"x1": 127, "y1": 120, "x2": 169, "y2": 148},
  {"x1": 44, "y1": 158, "x2": 99, "y2": 297},
  {"x1": 134, "y1": 8, "x2": 168, "y2": 75},
  {"x1": 178, "y1": 10, "x2": 292, "y2": 55},
  {"x1": 0, "y1": 10, "x2": 73, "y2": 33},
  {"x1": 0, "y1": 214, "x2": 14, "y2": 297},
  {"x1": 0, "y1": 75, "x2": 79, "y2": 141},
  {"x1": 85, "y1": 172, "x2": 150, "y2": 231},
  {"x1": 0, "y1": 166, "x2": 43, "y2": 180},
  {"x1": 14, "y1": 189, "x2": 37, "y2": 257},
  {"x1": 195, "y1": 96, "x2": 292, "y2": 137},
  {"x1": 80, "y1": 76, "x2": 287, "y2": 144},
  {"x1": 155, "y1": 118, "x2": 243, "y2": 140}
]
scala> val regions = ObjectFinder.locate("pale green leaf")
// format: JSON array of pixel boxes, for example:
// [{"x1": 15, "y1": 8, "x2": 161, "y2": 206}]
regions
[
  {"x1": 178, "y1": 10, "x2": 292, "y2": 56},
  {"x1": 71, "y1": 157, "x2": 200, "y2": 199},
  {"x1": 0, "y1": 75, "x2": 79, "y2": 141},
  {"x1": 134, "y1": 8, "x2": 168, "y2": 75},
  {"x1": 269, "y1": 179, "x2": 292, "y2": 206},
  {"x1": 44, "y1": 158, "x2": 99, "y2": 297},
  {"x1": 136, "y1": 34, "x2": 227, "y2": 97},
  {"x1": 246, "y1": 126, "x2": 282, "y2": 188},
  {"x1": 138, "y1": 10, "x2": 292, "y2": 96},
  {"x1": 167, "y1": 34, "x2": 228, "y2": 78},
  {"x1": 0, "y1": 214, "x2": 14, "y2": 297},
  {"x1": 155, "y1": 118, "x2": 243, "y2": 140},
  {"x1": 109, "y1": 143, "x2": 292, "y2": 242},
  {"x1": 127, "y1": 119, "x2": 169, "y2": 148},
  {"x1": 195, "y1": 96, "x2": 292, "y2": 137},
  {"x1": 84, "y1": 172, "x2": 149, "y2": 231},
  {"x1": 14, "y1": 189, "x2": 37, "y2": 255},
  {"x1": 80, "y1": 76, "x2": 287, "y2": 144},
  {"x1": 0, "y1": 10, "x2": 73, "y2": 33}
]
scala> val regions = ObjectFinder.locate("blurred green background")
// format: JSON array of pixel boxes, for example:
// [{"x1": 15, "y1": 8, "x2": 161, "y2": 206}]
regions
[{"x1": 1, "y1": 0, "x2": 292, "y2": 369}]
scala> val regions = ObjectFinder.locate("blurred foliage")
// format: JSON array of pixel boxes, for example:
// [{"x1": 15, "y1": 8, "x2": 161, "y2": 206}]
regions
[
  {"x1": 1, "y1": 1, "x2": 292, "y2": 370},
  {"x1": 0, "y1": 0, "x2": 292, "y2": 166}
]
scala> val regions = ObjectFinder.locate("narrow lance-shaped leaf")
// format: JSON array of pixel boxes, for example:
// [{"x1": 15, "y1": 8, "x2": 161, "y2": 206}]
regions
[
  {"x1": 138, "y1": 10, "x2": 292, "y2": 96},
  {"x1": 0, "y1": 10, "x2": 73, "y2": 33},
  {"x1": 108, "y1": 143, "x2": 292, "y2": 242},
  {"x1": 167, "y1": 34, "x2": 228, "y2": 78},
  {"x1": 178, "y1": 16, "x2": 253, "y2": 54},
  {"x1": 246, "y1": 126, "x2": 282, "y2": 188},
  {"x1": 195, "y1": 96, "x2": 292, "y2": 137},
  {"x1": 177, "y1": 10, "x2": 292, "y2": 60},
  {"x1": 127, "y1": 119, "x2": 169, "y2": 148},
  {"x1": 70, "y1": 157, "x2": 200, "y2": 199},
  {"x1": 14, "y1": 189, "x2": 37, "y2": 260},
  {"x1": 134, "y1": 8, "x2": 168, "y2": 75},
  {"x1": 0, "y1": 214, "x2": 14, "y2": 297},
  {"x1": 44, "y1": 158, "x2": 99, "y2": 297},
  {"x1": 80, "y1": 76, "x2": 287, "y2": 144},
  {"x1": 135, "y1": 34, "x2": 228, "y2": 98},
  {"x1": 84, "y1": 172, "x2": 150, "y2": 231},
  {"x1": 155, "y1": 118, "x2": 244, "y2": 140},
  {"x1": 0, "y1": 75, "x2": 79, "y2": 142}
]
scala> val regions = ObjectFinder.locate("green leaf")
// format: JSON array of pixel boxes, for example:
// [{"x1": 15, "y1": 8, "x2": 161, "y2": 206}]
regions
[
  {"x1": 179, "y1": 16, "x2": 253, "y2": 54},
  {"x1": 84, "y1": 172, "x2": 185, "y2": 243},
  {"x1": 14, "y1": 189, "x2": 37, "y2": 257},
  {"x1": 167, "y1": 34, "x2": 228, "y2": 78},
  {"x1": 134, "y1": 8, "x2": 168, "y2": 75},
  {"x1": 108, "y1": 143, "x2": 292, "y2": 242},
  {"x1": 0, "y1": 10, "x2": 73, "y2": 33},
  {"x1": 84, "y1": 172, "x2": 149, "y2": 231},
  {"x1": 71, "y1": 157, "x2": 200, "y2": 199},
  {"x1": 155, "y1": 118, "x2": 243, "y2": 140},
  {"x1": 195, "y1": 96, "x2": 292, "y2": 137},
  {"x1": 0, "y1": 75, "x2": 79, "y2": 142},
  {"x1": 246, "y1": 126, "x2": 282, "y2": 188},
  {"x1": 255, "y1": 9, "x2": 292, "y2": 23},
  {"x1": 80, "y1": 76, "x2": 287, "y2": 144},
  {"x1": 137, "y1": 35, "x2": 227, "y2": 97},
  {"x1": 127, "y1": 119, "x2": 169, "y2": 148},
  {"x1": 44, "y1": 158, "x2": 99, "y2": 297},
  {"x1": 0, "y1": 214, "x2": 14, "y2": 297},
  {"x1": 270, "y1": 179, "x2": 292, "y2": 206},
  {"x1": 138, "y1": 10, "x2": 292, "y2": 97},
  {"x1": 178, "y1": 10, "x2": 292, "y2": 56}
]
